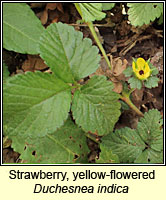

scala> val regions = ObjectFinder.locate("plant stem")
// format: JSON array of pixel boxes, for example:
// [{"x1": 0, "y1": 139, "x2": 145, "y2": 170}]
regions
[
  {"x1": 87, "y1": 21, "x2": 112, "y2": 70},
  {"x1": 74, "y1": 3, "x2": 143, "y2": 117},
  {"x1": 74, "y1": 3, "x2": 111, "y2": 70},
  {"x1": 120, "y1": 94, "x2": 144, "y2": 117}
]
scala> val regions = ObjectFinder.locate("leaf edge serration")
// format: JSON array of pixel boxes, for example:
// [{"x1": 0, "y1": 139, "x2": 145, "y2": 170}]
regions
[
  {"x1": 72, "y1": 75, "x2": 121, "y2": 136},
  {"x1": 3, "y1": 71, "x2": 72, "y2": 138}
]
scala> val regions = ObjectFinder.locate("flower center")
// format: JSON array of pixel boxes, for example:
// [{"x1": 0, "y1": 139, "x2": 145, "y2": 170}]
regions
[{"x1": 139, "y1": 70, "x2": 144, "y2": 75}]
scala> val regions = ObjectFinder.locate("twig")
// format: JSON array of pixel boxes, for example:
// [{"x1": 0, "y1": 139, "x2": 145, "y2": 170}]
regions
[{"x1": 69, "y1": 23, "x2": 115, "y2": 27}]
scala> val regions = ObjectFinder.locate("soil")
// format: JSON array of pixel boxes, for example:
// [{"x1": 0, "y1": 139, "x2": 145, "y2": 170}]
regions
[{"x1": 3, "y1": 3, "x2": 163, "y2": 163}]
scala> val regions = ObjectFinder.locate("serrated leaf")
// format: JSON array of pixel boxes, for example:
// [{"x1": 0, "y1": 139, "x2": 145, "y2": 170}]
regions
[
  {"x1": 3, "y1": 71, "x2": 72, "y2": 138},
  {"x1": 102, "y1": 127, "x2": 145, "y2": 163},
  {"x1": 101, "y1": 109, "x2": 163, "y2": 163},
  {"x1": 123, "y1": 67, "x2": 133, "y2": 77},
  {"x1": 102, "y1": 3, "x2": 115, "y2": 11},
  {"x1": 11, "y1": 118, "x2": 89, "y2": 163},
  {"x1": 136, "y1": 109, "x2": 163, "y2": 151},
  {"x1": 39, "y1": 22, "x2": 100, "y2": 83},
  {"x1": 144, "y1": 76, "x2": 159, "y2": 88},
  {"x1": 127, "y1": 3, "x2": 163, "y2": 27},
  {"x1": 128, "y1": 76, "x2": 142, "y2": 89},
  {"x1": 3, "y1": 3, "x2": 44, "y2": 54},
  {"x1": 3, "y1": 62, "x2": 10, "y2": 83},
  {"x1": 134, "y1": 149, "x2": 163, "y2": 164},
  {"x1": 96, "y1": 144, "x2": 119, "y2": 163},
  {"x1": 72, "y1": 75, "x2": 121, "y2": 136},
  {"x1": 75, "y1": 3, "x2": 106, "y2": 22}
]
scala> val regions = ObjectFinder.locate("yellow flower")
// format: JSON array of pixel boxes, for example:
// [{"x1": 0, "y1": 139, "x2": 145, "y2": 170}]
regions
[{"x1": 132, "y1": 58, "x2": 151, "y2": 80}]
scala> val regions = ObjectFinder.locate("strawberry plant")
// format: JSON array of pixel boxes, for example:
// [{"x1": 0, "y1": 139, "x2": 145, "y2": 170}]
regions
[
  {"x1": 3, "y1": 3, "x2": 163, "y2": 164},
  {"x1": 123, "y1": 58, "x2": 159, "y2": 90}
]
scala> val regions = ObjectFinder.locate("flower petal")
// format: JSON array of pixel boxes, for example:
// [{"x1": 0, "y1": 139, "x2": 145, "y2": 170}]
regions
[
  {"x1": 144, "y1": 62, "x2": 151, "y2": 74},
  {"x1": 132, "y1": 57, "x2": 151, "y2": 81},
  {"x1": 137, "y1": 58, "x2": 146, "y2": 68},
  {"x1": 136, "y1": 72, "x2": 144, "y2": 80},
  {"x1": 144, "y1": 71, "x2": 150, "y2": 79},
  {"x1": 132, "y1": 61, "x2": 137, "y2": 72}
]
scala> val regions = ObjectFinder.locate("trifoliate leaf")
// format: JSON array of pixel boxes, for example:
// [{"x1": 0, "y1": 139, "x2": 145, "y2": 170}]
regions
[
  {"x1": 3, "y1": 62, "x2": 10, "y2": 83},
  {"x1": 101, "y1": 109, "x2": 163, "y2": 163},
  {"x1": 72, "y1": 75, "x2": 121, "y2": 136},
  {"x1": 123, "y1": 67, "x2": 133, "y2": 77},
  {"x1": 39, "y1": 22, "x2": 100, "y2": 83},
  {"x1": 96, "y1": 144, "x2": 119, "y2": 163},
  {"x1": 75, "y1": 3, "x2": 106, "y2": 22},
  {"x1": 144, "y1": 76, "x2": 159, "y2": 88},
  {"x1": 3, "y1": 3, "x2": 44, "y2": 54},
  {"x1": 11, "y1": 118, "x2": 89, "y2": 164},
  {"x1": 128, "y1": 76, "x2": 142, "y2": 90},
  {"x1": 3, "y1": 71, "x2": 72, "y2": 138},
  {"x1": 127, "y1": 3, "x2": 163, "y2": 27},
  {"x1": 102, "y1": 3, "x2": 115, "y2": 11}
]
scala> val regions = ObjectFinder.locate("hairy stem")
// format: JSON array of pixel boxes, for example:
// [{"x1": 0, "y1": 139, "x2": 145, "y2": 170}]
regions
[
  {"x1": 87, "y1": 21, "x2": 112, "y2": 70},
  {"x1": 120, "y1": 94, "x2": 144, "y2": 117},
  {"x1": 74, "y1": 3, "x2": 143, "y2": 117},
  {"x1": 74, "y1": 3, "x2": 111, "y2": 69}
]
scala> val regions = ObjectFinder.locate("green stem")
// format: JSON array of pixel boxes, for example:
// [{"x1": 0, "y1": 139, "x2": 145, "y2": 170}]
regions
[
  {"x1": 74, "y1": 3, "x2": 143, "y2": 117},
  {"x1": 74, "y1": 3, "x2": 111, "y2": 70},
  {"x1": 87, "y1": 21, "x2": 112, "y2": 70},
  {"x1": 120, "y1": 93, "x2": 144, "y2": 117},
  {"x1": 129, "y1": 88, "x2": 135, "y2": 95}
]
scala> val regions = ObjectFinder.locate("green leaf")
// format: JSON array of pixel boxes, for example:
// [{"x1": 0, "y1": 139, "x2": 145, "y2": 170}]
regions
[
  {"x1": 134, "y1": 150, "x2": 163, "y2": 164},
  {"x1": 102, "y1": 3, "x2": 115, "y2": 11},
  {"x1": 127, "y1": 3, "x2": 163, "y2": 26},
  {"x1": 101, "y1": 109, "x2": 163, "y2": 163},
  {"x1": 148, "y1": 62, "x2": 159, "y2": 75},
  {"x1": 151, "y1": 68, "x2": 159, "y2": 76},
  {"x1": 11, "y1": 118, "x2": 89, "y2": 164},
  {"x1": 3, "y1": 71, "x2": 72, "y2": 138},
  {"x1": 136, "y1": 109, "x2": 163, "y2": 151},
  {"x1": 158, "y1": 13, "x2": 163, "y2": 25},
  {"x1": 3, "y1": 3, "x2": 44, "y2": 54},
  {"x1": 75, "y1": 3, "x2": 106, "y2": 22},
  {"x1": 39, "y1": 22, "x2": 100, "y2": 83},
  {"x1": 123, "y1": 67, "x2": 133, "y2": 77},
  {"x1": 120, "y1": 100, "x2": 130, "y2": 111},
  {"x1": 144, "y1": 76, "x2": 159, "y2": 88},
  {"x1": 3, "y1": 62, "x2": 10, "y2": 83},
  {"x1": 72, "y1": 75, "x2": 121, "y2": 136},
  {"x1": 101, "y1": 127, "x2": 145, "y2": 163},
  {"x1": 128, "y1": 76, "x2": 142, "y2": 89},
  {"x1": 96, "y1": 144, "x2": 119, "y2": 163}
]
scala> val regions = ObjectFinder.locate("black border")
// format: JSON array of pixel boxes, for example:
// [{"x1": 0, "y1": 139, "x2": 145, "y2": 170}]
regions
[{"x1": 1, "y1": 0, "x2": 165, "y2": 166}]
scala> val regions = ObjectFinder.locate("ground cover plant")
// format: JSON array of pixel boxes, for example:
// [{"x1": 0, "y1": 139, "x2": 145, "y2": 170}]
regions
[{"x1": 3, "y1": 3, "x2": 163, "y2": 164}]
